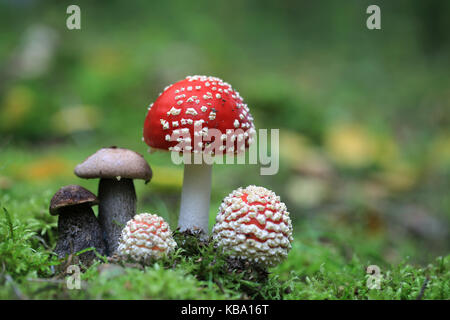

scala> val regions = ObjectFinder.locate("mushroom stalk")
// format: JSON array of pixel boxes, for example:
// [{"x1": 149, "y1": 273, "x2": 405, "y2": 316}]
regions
[
  {"x1": 55, "y1": 206, "x2": 106, "y2": 265},
  {"x1": 178, "y1": 162, "x2": 212, "y2": 235},
  {"x1": 98, "y1": 178, "x2": 136, "y2": 254}
]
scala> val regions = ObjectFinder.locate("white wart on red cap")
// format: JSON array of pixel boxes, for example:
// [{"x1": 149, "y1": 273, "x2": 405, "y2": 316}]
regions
[
  {"x1": 212, "y1": 185, "x2": 293, "y2": 267},
  {"x1": 143, "y1": 75, "x2": 256, "y2": 154},
  {"x1": 117, "y1": 213, "x2": 177, "y2": 262}
]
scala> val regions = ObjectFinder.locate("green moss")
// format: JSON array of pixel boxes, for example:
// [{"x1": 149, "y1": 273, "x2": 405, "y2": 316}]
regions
[{"x1": 0, "y1": 200, "x2": 448, "y2": 300}]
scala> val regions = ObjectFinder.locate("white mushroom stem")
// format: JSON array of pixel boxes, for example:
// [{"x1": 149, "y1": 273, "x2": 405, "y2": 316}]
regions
[{"x1": 178, "y1": 163, "x2": 212, "y2": 236}]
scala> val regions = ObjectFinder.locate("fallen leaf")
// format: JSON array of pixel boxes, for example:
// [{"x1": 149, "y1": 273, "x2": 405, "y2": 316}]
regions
[
  {"x1": 18, "y1": 156, "x2": 72, "y2": 181},
  {"x1": 325, "y1": 123, "x2": 377, "y2": 168},
  {"x1": 0, "y1": 86, "x2": 34, "y2": 129}
]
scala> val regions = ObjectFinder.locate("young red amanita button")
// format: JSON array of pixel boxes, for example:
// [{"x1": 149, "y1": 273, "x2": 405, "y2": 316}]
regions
[
  {"x1": 143, "y1": 75, "x2": 256, "y2": 236},
  {"x1": 117, "y1": 213, "x2": 177, "y2": 263},
  {"x1": 212, "y1": 185, "x2": 293, "y2": 268}
]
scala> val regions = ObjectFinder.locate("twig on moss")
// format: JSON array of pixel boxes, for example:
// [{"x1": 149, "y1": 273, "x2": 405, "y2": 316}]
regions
[
  {"x1": 416, "y1": 276, "x2": 430, "y2": 300},
  {"x1": 214, "y1": 279, "x2": 225, "y2": 294},
  {"x1": 5, "y1": 274, "x2": 27, "y2": 300},
  {"x1": 27, "y1": 278, "x2": 67, "y2": 284}
]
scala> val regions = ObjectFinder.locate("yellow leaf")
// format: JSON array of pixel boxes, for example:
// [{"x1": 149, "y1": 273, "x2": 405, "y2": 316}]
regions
[
  {"x1": 51, "y1": 105, "x2": 100, "y2": 134},
  {"x1": 0, "y1": 86, "x2": 34, "y2": 128},
  {"x1": 325, "y1": 123, "x2": 377, "y2": 168},
  {"x1": 19, "y1": 157, "x2": 72, "y2": 181}
]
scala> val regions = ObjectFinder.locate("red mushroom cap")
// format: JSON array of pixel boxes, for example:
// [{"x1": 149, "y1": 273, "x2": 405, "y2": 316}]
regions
[
  {"x1": 212, "y1": 185, "x2": 293, "y2": 267},
  {"x1": 117, "y1": 213, "x2": 177, "y2": 262},
  {"x1": 143, "y1": 75, "x2": 255, "y2": 154}
]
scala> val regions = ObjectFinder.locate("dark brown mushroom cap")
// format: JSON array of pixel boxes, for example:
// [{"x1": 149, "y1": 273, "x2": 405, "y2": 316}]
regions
[
  {"x1": 50, "y1": 185, "x2": 99, "y2": 216},
  {"x1": 74, "y1": 147, "x2": 152, "y2": 183}
]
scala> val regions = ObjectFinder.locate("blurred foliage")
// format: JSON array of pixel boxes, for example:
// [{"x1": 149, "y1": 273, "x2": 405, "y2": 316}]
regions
[{"x1": 0, "y1": 0, "x2": 449, "y2": 299}]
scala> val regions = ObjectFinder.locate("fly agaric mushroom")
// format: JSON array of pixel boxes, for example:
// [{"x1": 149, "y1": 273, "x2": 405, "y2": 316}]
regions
[
  {"x1": 74, "y1": 147, "x2": 152, "y2": 255},
  {"x1": 143, "y1": 75, "x2": 256, "y2": 236},
  {"x1": 212, "y1": 185, "x2": 293, "y2": 268},
  {"x1": 50, "y1": 185, "x2": 106, "y2": 265},
  {"x1": 117, "y1": 213, "x2": 177, "y2": 263}
]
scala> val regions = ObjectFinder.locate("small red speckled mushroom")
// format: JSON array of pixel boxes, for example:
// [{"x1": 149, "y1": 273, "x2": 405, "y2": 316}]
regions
[
  {"x1": 117, "y1": 213, "x2": 177, "y2": 263},
  {"x1": 143, "y1": 75, "x2": 256, "y2": 236},
  {"x1": 212, "y1": 185, "x2": 293, "y2": 268}
]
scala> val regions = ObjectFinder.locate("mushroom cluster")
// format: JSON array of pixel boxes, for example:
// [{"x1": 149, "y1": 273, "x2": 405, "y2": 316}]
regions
[
  {"x1": 212, "y1": 185, "x2": 293, "y2": 267},
  {"x1": 143, "y1": 75, "x2": 256, "y2": 236},
  {"x1": 117, "y1": 213, "x2": 177, "y2": 263},
  {"x1": 49, "y1": 146, "x2": 153, "y2": 265},
  {"x1": 47, "y1": 75, "x2": 294, "y2": 272},
  {"x1": 74, "y1": 147, "x2": 152, "y2": 254}
]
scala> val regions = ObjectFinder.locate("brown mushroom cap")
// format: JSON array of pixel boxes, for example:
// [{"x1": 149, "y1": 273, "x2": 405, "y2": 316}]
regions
[
  {"x1": 50, "y1": 185, "x2": 99, "y2": 216},
  {"x1": 74, "y1": 147, "x2": 152, "y2": 182}
]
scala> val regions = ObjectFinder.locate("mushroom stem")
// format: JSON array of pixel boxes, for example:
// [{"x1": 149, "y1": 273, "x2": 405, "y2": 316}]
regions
[
  {"x1": 98, "y1": 178, "x2": 136, "y2": 254},
  {"x1": 178, "y1": 162, "x2": 212, "y2": 236},
  {"x1": 55, "y1": 206, "x2": 106, "y2": 265}
]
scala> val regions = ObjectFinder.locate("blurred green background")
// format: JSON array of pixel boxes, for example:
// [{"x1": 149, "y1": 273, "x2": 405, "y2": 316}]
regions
[{"x1": 1, "y1": 0, "x2": 449, "y2": 268}]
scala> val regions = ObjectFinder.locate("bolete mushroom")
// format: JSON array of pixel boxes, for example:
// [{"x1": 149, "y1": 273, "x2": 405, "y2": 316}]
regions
[
  {"x1": 50, "y1": 185, "x2": 106, "y2": 265},
  {"x1": 143, "y1": 75, "x2": 255, "y2": 236},
  {"x1": 74, "y1": 147, "x2": 152, "y2": 254},
  {"x1": 117, "y1": 213, "x2": 177, "y2": 264},
  {"x1": 212, "y1": 185, "x2": 293, "y2": 268}
]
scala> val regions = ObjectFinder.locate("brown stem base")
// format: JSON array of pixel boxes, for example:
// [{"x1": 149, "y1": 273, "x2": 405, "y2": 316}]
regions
[{"x1": 55, "y1": 206, "x2": 106, "y2": 265}]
